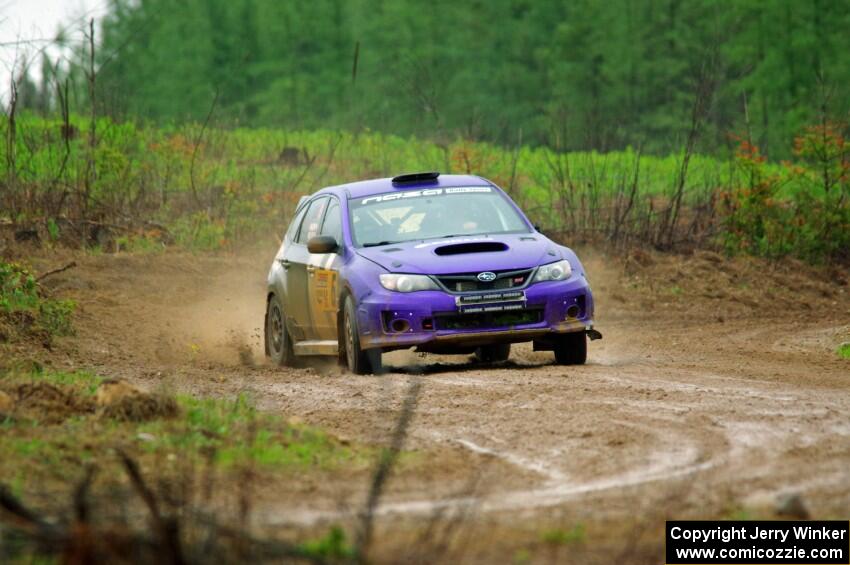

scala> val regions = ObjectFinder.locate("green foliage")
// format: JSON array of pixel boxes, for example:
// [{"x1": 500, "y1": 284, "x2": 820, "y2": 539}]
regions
[
  {"x1": 296, "y1": 526, "x2": 356, "y2": 561},
  {"x1": 1, "y1": 113, "x2": 846, "y2": 262},
  {"x1": 171, "y1": 212, "x2": 229, "y2": 251},
  {"x1": 837, "y1": 343, "x2": 850, "y2": 360},
  {"x1": 513, "y1": 548, "x2": 532, "y2": 564},
  {"x1": 46, "y1": 0, "x2": 849, "y2": 158},
  {"x1": 539, "y1": 524, "x2": 586, "y2": 546},
  {"x1": 46, "y1": 219, "x2": 59, "y2": 243},
  {"x1": 0, "y1": 377, "x2": 369, "y2": 496},
  {"x1": 0, "y1": 263, "x2": 40, "y2": 312},
  {"x1": 115, "y1": 233, "x2": 166, "y2": 254},
  {"x1": 724, "y1": 507, "x2": 757, "y2": 521},
  {"x1": 0, "y1": 114, "x2": 758, "y2": 243},
  {"x1": 138, "y1": 394, "x2": 363, "y2": 470},
  {"x1": 721, "y1": 125, "x2": 850, "y2": 262},
  {"x1": 0, "y1": 262, "x2": 75, "y2": 339},
  {"x1": 30, "y1": 369, "x2": 103, "y2": 396}
]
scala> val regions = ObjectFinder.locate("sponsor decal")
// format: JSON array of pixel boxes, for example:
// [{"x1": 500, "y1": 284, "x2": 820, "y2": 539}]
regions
[
  {"x1": 308, "y1": 254, "x2": 338, "y2": 312},
  {"x1": 459, "y1": 303, "x2": 525, "y2": 314},
  {"x1": 456, "y1": 291, "x2": 526, "y2": 313},
  {"x1": 312, "y1": 269, "x2": 337, "y2": 312},
  {"x1": 360, "y1": 186, "x2": 492, "y2": 205},
  {"x1": 457, "y1": 291, "x2": 525, "y2": 304}
]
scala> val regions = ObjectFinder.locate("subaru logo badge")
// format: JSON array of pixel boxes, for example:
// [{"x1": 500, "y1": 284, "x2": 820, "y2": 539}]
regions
[{"x1": 477, "y1": 271, "x2": 497, "y2": 282}]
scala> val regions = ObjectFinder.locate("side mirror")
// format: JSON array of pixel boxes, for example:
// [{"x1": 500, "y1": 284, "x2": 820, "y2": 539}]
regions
[{"x1": 307, "y1": 235, "x2": 339, "y2": 254}]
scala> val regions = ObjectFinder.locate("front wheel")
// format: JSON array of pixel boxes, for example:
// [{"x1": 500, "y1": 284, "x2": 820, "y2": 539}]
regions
[
  {"x1": 553, "y1": 331, "x2": 587, "y2": 365},
  {"x1": 342, "y1": 296, "x2": 381, "y2": 375},
  {"x1": 474, "y1": 343, "x2": 511, "y2": 363},
  {"x1": 266, "y1": 294, "x2": 296, "y2": 367}
]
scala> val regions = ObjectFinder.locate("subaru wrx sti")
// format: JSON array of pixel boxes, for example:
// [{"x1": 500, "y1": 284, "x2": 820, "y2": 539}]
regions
[{"x1": 265, "y1": 172, "x2": 600, "y2": 374}]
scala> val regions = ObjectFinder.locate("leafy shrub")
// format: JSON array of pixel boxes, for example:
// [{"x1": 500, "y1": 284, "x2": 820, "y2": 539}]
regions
[
  {"x1": 788, "y1": 123, "x2": 850, "y2": 262},
  {"x1": 721, "y1": 137, "x2": 791, "y2": 258},
  {"x1": 721, "y1": 124, "x2": 850, "y2": 263},
  {"x1": 0, "y1": 262, "x2": 75, "y2": 341}
]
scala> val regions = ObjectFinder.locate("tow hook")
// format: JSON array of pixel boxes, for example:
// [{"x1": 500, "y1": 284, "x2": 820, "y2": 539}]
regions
[{"x1": 586, "y1": 328, "x2": 603, "y2": 341}]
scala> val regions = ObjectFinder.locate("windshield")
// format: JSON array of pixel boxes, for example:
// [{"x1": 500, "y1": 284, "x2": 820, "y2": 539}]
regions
[{"x1": 349, "y1": 186, "x2": 531, "y2": 247}]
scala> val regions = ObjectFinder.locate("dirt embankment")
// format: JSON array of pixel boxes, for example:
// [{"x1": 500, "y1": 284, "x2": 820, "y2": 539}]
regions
[{"x1": 9, "y1": 245, "x2": 850, "y2": 562}]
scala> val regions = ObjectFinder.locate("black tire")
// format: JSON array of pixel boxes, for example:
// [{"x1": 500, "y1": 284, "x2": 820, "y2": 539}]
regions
[
  {"x1": 266, "y1": 294, "x2": 296, "y2": 367},
  {"x1": 474, "y1": 343, "x2": 511, "y2": 363},
  {"x1": 342, "y1": 295, "x2": 381, "y2": 374},
  {"x1": 553, "y1": 331, "x2": 587, "y2": 365}
]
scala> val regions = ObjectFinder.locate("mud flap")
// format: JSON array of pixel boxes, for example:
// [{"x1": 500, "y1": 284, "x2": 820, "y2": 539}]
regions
[{"x1": 586, "y1": 328, "x2": 603, "y2": 340}]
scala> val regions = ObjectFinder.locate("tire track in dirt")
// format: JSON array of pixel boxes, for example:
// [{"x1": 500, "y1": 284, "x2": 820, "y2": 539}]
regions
[
  {"x1": 255, "y1": 354, "x2": 849, "y2": 526},
  {"x1": 28, "y1": 249, "x2": 850, "y2": 528}
]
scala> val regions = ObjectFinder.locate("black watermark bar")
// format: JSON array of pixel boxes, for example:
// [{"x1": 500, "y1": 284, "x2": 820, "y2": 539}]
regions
[{"x1": 666, "y1": 521, "x2": 849, "y2": 564}]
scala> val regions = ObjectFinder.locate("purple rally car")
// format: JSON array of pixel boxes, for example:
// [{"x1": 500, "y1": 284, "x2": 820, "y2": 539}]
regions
[{"x1": 265, "y1": 172, "x2": 601, "y2": 374}]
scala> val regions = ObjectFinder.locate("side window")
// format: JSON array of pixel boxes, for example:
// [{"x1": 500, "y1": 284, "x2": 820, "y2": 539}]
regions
[
  {"x1": 285, "y1": 205, "x2": 308, "y2": 242},
  {"x1": 296, "y1": 197, "x2": 329, "y2": 244},
  {"x1": 320, "y1": 199, "x2": 342, "y2": 242}
]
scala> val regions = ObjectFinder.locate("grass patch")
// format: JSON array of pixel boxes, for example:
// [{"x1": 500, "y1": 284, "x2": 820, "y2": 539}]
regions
[
  {"x1": 837, "y1": 342, "x2": 850, "y2": 360},
  {"x1": 29, "y1": 369, "x2": 102, "y2": 395},
  {"x1": 0, "y1": 261, "x2": 75, "y2": 345},
  {"x1": 137, "y1": 394, "x2": 366, "y2": 471},
  {"x1": 723, "y1": 506, "x2": 757, "y2": 521},
  {"x1": 539, "y1": 524, "x2": 586, "y2": 546},
  {"x1": 296, "y1": 526, "x2": 356, "y2": 560},
  {"x1": 0, "y1": 371, "x2": 409, "y2": 563},
  {"x1": 0, "y1": 372, "x2": 371, "y2": 496}
]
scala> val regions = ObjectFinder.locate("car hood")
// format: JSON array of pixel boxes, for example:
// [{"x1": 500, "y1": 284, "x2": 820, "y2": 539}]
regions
[{"x1": 355, "y1": 234, "x2": 559, "y2": 275}]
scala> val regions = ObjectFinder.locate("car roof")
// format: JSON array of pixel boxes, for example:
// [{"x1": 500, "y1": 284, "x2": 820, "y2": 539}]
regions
[{"x1": 314, "y1": 174, "x2": 494, "y2": 200}]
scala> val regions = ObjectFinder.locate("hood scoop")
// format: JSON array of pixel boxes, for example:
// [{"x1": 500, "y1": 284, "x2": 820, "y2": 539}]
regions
[{"x1": 434, "y1": 241, "x2": 509, "y2": 256}]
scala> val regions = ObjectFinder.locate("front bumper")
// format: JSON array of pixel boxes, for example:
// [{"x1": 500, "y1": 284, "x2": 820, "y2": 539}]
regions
[{"x1": 357, "y1": 275, "x2": 594, "y2": 351}]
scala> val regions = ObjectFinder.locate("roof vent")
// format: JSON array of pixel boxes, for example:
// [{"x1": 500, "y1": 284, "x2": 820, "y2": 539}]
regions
[{"x1": 391, "y1": 171, "x2": 440, "y2": 185}]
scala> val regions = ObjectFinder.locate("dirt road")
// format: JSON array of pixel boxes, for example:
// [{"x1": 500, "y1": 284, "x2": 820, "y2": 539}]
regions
[{"x1": 26, "y1": 246, "x2": 850, "y2": 559}]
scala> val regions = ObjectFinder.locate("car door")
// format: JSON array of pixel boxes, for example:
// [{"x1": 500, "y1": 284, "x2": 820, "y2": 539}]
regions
[
  {"x1": 284, "y1": 196, "x2": 329, "y2": 341},
  {"x1": 308, "y1": 197, "x2": 343, "y2": 340}
]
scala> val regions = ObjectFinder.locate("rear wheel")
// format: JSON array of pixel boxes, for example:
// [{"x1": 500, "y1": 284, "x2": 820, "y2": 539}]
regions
[
  {"x1": 342, "y1": 296, "x2": 381, "y2": 374},
  {"x1": 474, "y1": 343, "x2": 511, "y2": 363},
  {"x1": 553, "y1": 331, "x2": 587, "y2": 365},
  {"x1": 266, "y1": 294, "x2": 296, "y2": 367}
]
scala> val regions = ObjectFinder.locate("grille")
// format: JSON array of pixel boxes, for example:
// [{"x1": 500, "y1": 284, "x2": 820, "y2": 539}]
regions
[
  {"x1": 435, "y1": 308, "x2": 542, "y2": 330},
  {"x1": 436, "y1": 268, "x2": 533, "y2": 293}
]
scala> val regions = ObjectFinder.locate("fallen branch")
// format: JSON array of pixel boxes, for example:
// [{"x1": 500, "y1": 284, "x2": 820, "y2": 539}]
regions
[
  {"x1": 0, "y1": 482, "x2": 64, "y2": 553},
  {"x1": 117, "y1": 449, "x2": 186, "y2": 565},
  {"x1": 36, "y1": 261, "x2": 77, "y2": 282},
  {"x1": 356, "y1": 378, "x2": 422, "y2": 558}
]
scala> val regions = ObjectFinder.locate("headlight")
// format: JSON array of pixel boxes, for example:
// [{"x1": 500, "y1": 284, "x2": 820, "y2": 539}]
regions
[
  {"x1": 532, "y1": 259, "x2": 572, "y2": 283},
  {"x1": 379, "y1": 273, "x2": 439, "y2": 292}
]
